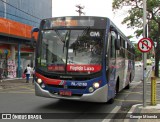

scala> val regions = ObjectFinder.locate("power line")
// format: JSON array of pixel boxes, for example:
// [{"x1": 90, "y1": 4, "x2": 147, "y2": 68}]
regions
[{"x1": 0, "y1": 0, "x2": 42, "y2": 20}]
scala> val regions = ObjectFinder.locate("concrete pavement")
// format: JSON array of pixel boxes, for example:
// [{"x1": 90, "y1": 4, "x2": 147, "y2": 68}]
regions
[
  {"x1": 1, "y1": 75, "x2": 160, "y2": 121},
  {"x1": 124, "y1": 77, "x2": 160, "y2": 122}
]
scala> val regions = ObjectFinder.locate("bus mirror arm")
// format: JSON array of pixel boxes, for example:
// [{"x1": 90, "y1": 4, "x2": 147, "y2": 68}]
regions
[
  {"x1": 106, "y1": 66, "x2": 108, "y2": 70},
  {"x1": 31, "y1": 27, "x2": 39, "y2": 47},
  {"x1": 31, "y1": 28, "x2": 39, "y2": 38}
]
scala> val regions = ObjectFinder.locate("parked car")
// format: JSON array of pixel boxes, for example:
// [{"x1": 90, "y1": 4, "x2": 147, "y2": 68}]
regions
[
  {"x1": 151, "y1": 58, "x2": 155, "y2": 64},
  {"x1": 147, "y1": 59, "x2": 152, "y2": 65},
  {"x1": 135, "y1": 61, "x2": 142, "y2": 67}
]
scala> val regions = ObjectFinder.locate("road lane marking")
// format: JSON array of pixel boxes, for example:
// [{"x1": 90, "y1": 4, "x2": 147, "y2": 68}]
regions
[
  {"x1": 118, "y1": 91, "x2": 143, "y2": 95},
  {"x1": 0, "y1": 91, "x2": 34, "y2": 94},
  {"x1": 115, "y1": 99, "x2": 160, "y2": 103},
  {"x1": 115, "y1": 99, "x2": 142, "y2": 102},
  {"x1": 102, "y1": 106, "x2": 121, "y2": 122},
  {"x1": 133, "y1": 86, "x2": 143, "y2": 88}
]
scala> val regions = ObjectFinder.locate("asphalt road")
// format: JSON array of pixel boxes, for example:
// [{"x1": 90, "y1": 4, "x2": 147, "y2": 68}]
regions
[{"x1": 0, "y1": 66, "x2": 155, "y2": 122}]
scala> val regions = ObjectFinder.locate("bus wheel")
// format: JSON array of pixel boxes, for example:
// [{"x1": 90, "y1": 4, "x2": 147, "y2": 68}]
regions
[
  {"x1": 107, "y1": 98, "x2": 114, "y2": 104},
  {"x1": 108, "y1": 80, "x2": 119, "y2": 104},
  {"x1": 125, "y1": 83, "x2": 130, "y2": 89},
  {"x1": 125, "y1": 75, "x2": 131, "y2": 89}
]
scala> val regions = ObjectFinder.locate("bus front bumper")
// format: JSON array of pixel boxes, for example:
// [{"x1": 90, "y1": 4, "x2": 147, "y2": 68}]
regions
[{"x1": 35, "y1": 82, "x2": 108, "y2": 103}]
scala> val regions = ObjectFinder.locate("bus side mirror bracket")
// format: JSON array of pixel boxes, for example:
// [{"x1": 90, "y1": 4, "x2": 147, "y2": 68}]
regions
[
  {"x1": 32, "y1": 27, "x2": 39, "y2": 33},
  {"x1": 31, "y1": 27, "x2": 39, "y2": 39},
  {"x1": 31, "y1": 27, "x2": 39, "y2": 48}
]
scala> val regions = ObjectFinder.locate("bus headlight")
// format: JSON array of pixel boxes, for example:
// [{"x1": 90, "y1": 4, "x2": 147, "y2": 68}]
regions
[
  {"x1": 93, "y1": 82, "x2": 100, "y2": 89},
  {"x1": 37, "y1": 78, "x2": 42, "y2": 84},
  {"x1": 89, "y1": 87, "x2": 94, "y2": 93}
]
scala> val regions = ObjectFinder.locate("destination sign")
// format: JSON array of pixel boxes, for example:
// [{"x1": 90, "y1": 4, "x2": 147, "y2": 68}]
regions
[
  {"x1": 52, "y1": 20, "x2": 78, "y2": 26},
  {"x1": 67, "y1": 64, "x2": 101, "y2": 72},
  {"x1": 42, "y1": 19, "x2": 95, "y2": 29}
]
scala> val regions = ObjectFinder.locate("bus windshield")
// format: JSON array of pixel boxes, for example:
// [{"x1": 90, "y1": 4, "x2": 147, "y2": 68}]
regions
[{"x1": 37, "y1": 28, "x2": 104, "y2": 74}]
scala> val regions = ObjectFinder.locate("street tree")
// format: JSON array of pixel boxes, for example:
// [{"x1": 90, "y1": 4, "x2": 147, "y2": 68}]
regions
[
  {"x1": 134, "y1": 43, "x2": 142, "y2": 61},
  {"x1": 112, "y1": 0, "x2": 160, "y2": 77}
]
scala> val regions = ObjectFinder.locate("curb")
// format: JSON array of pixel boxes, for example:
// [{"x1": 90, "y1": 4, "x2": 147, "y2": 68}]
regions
[
  {"x1": 2, "y1": 77, "x2": 33, "y2": 81},
  {"x1": 3, "y1": 78, "x2": 23, "y2": 81}
]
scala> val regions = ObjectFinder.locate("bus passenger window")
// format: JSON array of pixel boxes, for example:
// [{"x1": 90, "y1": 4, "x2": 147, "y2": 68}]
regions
[{"x1": 110, "y1": 32, "x2": 116, "y2": 58}]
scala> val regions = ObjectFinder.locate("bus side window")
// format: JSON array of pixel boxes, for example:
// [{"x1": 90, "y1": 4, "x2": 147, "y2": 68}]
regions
[
  {"x1": 122, "y1": 38, "x2": 125, "y2": 58},
  {"x1": 110, "y1": 31, "x2": 116, "y2": 58}
]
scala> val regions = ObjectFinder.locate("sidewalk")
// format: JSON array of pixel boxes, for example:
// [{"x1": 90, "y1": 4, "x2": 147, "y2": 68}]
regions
[
  {"x1": 125, "y1": 77, "x2": 160, "y2": 122},
  {"x1": 1, "y1": 76, "x2": 33, "y2": 82},
  {"x1": 0, "y1": 77, "x2": 34, "y2": 87}
]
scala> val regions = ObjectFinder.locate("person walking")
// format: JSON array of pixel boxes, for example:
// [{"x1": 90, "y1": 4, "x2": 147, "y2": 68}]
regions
[
  {"x1": 24, "y1": 64, "x2": 32, "y2": 83},
  {"x1": 32, "y1": 67, "x2": 35, "y2": 84},
  {"x1": 0, "y1": 68, "x2": 3, "y2": 82}
]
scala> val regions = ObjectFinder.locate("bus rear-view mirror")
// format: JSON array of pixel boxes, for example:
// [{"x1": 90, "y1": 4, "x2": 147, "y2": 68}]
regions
[{"x1": 31, "y1": 27, "x2": 39, "y2": 47}]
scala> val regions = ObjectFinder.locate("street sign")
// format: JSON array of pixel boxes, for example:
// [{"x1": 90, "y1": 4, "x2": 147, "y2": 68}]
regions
[{"x1": 138, "y1": 38, "x2": 153, "y2": 53}]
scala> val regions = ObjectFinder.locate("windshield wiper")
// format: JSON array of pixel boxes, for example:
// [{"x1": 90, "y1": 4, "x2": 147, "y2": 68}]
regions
[
  {"x1": 55, "y1": 29, "x2": 65, "y2": 43},
  {"x1": 81, "y1": 26, "x2": 90, "y2": 36}
]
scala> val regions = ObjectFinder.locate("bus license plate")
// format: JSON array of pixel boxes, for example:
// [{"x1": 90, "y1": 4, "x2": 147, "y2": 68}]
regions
[{"x1": 59, "y1": 91, "x2": 72, "y2": 96}]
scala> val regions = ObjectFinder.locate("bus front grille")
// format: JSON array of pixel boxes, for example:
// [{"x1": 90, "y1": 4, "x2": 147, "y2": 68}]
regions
[{"x1": 47, "y1": 84, "x2": 86, "y2": 90}]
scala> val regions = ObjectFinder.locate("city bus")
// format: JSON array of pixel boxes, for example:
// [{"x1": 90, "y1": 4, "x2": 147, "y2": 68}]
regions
[{"x1": 32, "y1": 16, "x2": 135, "y2": 103}]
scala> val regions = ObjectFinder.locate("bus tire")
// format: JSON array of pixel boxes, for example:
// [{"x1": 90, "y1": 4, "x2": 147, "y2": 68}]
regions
[
  {"x1": 125, "y1": 83, "x2": 130, "y2": 89},
  {"x1": 125, "y1": 75, "x2": 131, "y2": 89},
  {"x1": 108, "y1": 79, "x2": 119, "y2": 104},
  {"x1": 108, "y1": 98, "x2": 114, "y2": 104}
]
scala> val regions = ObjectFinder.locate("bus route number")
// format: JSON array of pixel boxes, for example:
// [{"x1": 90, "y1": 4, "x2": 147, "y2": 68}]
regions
[{"x1": 71, "y1": 82, "x2": 87, "y2": 86}]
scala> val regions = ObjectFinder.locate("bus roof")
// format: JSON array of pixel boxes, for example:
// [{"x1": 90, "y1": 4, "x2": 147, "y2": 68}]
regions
[
  {"x1": 40, "y1": 16, "x2": 134, "y2": 48},
  {"x1": 40, "y1": 16, "x2": 109, "y2": 29}
]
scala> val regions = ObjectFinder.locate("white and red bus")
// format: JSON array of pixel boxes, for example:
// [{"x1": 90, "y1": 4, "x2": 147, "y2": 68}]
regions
[{"x1": 32, "y1": 16, "x2": 135, "y2": 103}]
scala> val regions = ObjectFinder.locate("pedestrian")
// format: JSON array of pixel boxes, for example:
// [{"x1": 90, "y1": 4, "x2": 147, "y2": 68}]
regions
[
  {"x1": 24, "y1": 64, "x2": 32, "y2": 83},
  {"x1": 0, "y1": 68, "x2": 3, "y2": 82},
  {"x1": 152, "y1": 62, "x2": 155, "y2": 71},
  {"x1": 32, "y1": 67, "x2": 35, "y2": 84}
]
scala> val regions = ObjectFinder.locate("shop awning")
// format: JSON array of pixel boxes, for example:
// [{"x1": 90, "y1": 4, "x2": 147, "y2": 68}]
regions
[{"x1": 0, "y1": 18, "x2": 38, "y2": 40}]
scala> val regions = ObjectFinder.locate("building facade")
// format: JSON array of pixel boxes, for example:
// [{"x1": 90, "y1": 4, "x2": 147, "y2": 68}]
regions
[
  {"x1": 0, "y1": 0, "x2": 52, "y2": 78},
  {"x1": 0, "y1": 0, "x2": 52, "y2": 27}
]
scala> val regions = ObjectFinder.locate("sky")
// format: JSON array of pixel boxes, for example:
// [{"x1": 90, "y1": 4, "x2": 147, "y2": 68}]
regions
[{"x1": 52, "y1": 0, "x2": 138, "y2": 42}]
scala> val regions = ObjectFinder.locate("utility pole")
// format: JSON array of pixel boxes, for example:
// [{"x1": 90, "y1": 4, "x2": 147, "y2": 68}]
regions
[
  {"x1": 76, "y1": 5, "x2": 85, "y2": 16},
  {"x1": 143, "y1": 0, "x2": 147, "y2": 107},
  {"x1": 3, "y1": 0, "x2": 7, "y2": 18}
]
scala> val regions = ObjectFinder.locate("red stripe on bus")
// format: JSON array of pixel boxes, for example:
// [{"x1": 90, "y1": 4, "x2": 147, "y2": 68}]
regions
[{"x1": 35, "y1": 73, "x2": 62, "y2": 85}]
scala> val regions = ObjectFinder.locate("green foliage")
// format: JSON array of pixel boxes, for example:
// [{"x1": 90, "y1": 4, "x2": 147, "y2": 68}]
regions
[
  {"x1": 134, "y1": 43, "x2": 142, "y2": 61},
  {"x1": 112, "y1": 0, "x2": 160, "y2": 37},
  {"x1": 127, "y1": 35, "x2": 134, "y2": 39},
  {"x1": 112, "y1": 0, "x2": 160, "y2": 77},
  {"x1": 134, "y1": 29, "x2": 143, "y2": 37},
  {"x1": 149, "y1": 20, "x2": 158, "y2": 41}
]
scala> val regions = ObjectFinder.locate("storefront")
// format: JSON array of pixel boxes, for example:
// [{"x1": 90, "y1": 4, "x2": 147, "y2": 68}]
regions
[
  {"x1": 0, "y1": 18, "x2": 36, "y2": 78},
  {"x1": 0, "y1": 48, "x2": 11, "y2": 78}
]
